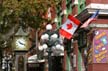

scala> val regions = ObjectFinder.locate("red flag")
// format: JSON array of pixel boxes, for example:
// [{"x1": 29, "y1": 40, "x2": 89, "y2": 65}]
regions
[{"x1": 59, "y1": 15, "x2": 80, "y2": 39}]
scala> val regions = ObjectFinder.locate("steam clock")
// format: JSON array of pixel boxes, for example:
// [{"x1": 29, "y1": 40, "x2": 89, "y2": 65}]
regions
[{"x1": 12, "y1": 26, "x2": 30, "y2": 71}]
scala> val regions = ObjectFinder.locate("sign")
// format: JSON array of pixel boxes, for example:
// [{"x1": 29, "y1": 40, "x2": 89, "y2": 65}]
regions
[{"x1": 93, "y1": 29, "x2": 108, "y2": 63}]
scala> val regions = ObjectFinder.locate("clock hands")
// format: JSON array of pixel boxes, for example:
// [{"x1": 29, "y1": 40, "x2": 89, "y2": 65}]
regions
[{"x1": 18, "y1": 41, "x2": 25, "y2": 46}]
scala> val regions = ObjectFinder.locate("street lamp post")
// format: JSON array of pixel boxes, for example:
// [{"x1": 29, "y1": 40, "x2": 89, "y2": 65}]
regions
[
  {"x1": 39, "y1": 24, "x2": 64, "y2": 71},
  {"x1": 47, "y1": 45, "x2": 52, "y2": 71},
  {"x1": 2, "y1": 54, "x2": 12, "y2": 71},
  {"x1": 5, "y1": 57, "x2": 9, "y2": 71}
]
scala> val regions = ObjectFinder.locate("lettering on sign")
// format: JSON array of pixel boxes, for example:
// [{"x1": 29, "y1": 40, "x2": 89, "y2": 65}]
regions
[{"x1": 95, "y1": 32, "x2": 106, "y2": 40}]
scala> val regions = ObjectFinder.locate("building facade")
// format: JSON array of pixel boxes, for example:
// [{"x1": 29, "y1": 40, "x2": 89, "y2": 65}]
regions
[
  {"x1": 25, "y1": 0, "x2": 108, "y2": 71},
  {"x1": 52, "y1": 0, "x2": 108, "y2": 71}
]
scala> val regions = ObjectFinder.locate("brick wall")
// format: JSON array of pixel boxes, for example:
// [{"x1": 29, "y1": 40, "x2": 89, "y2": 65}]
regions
[
  {"x1": 88, "y1": 64, "x2": 108, "y2": 71},
  {"x1": 86, "y1": 0, "x2": 108, "y2": 5}
]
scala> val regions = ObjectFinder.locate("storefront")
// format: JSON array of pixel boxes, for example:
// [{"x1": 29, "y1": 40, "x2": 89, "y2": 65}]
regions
[
  {"x1": 87, "y1": 29, "x2": 108, "y2": 71},
  {"x1": 27, "y1": 55, "x2": 63, "y2": 71}
]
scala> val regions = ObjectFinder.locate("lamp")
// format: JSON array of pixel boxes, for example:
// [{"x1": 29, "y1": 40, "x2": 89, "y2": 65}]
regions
[
  {"x1": 2, "y1": 54, "x2": 12, "y2": 71},
  {"x1": 39, "y1": 24, "x2": 64, "y2": 71}
]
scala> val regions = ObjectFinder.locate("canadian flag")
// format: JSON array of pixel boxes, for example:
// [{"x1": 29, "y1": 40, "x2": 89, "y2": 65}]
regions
[{"x1": 59, "y1": 15, "x2": 80, "y2": 39}]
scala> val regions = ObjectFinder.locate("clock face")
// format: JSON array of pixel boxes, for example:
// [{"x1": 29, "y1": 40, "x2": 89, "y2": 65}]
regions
[
  {"x1": 13, "y1": 37, "x2": 30, "y2": 51},
  {"x1": 16, "y1": 38, "x2": 26, "y2": 49}
]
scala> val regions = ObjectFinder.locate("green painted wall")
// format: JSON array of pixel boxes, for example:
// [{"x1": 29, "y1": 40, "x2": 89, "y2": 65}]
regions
[
  {"x1": 66, "y1": 0, "x2": 72, "y2": 15},
  {"x1": 56, "y1": 5, "x2": 62, "y2": 28},
  {"x1": 78, "y1": 0, "x2": 86, "y2": 13}
]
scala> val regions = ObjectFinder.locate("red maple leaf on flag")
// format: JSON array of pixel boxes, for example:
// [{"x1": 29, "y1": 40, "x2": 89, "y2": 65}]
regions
[{"x1": 66, "y1": 23, "x2": 73, "y2": 30}]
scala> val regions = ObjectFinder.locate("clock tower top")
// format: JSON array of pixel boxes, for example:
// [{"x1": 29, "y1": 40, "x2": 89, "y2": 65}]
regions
[{"x1": 15, "y1": 26, "x2": 28, "y2": 37}]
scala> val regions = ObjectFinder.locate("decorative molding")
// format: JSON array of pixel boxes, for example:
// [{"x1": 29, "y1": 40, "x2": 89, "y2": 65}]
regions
[
  {"x1": 54, "y1": 17, "x2": 58, "y2": 23},
  {"x1": 86, "y1": 3, "x2": 108, "y2": 9},
  {"x1": 90, "y1": 24, "x2": 108, "y2": 28},
  {"x1": 63, "y1": 9, "x2": 67, "y2": 15},
  {"x1": 74, "y1": 0, "x2": 78, "y2": 5},
  {"x1": 60, "y1": 9, "x2": 67, "y2": 16},
  {"x1": 86, "y1": 3, "x2": 108, "y2": 15}
]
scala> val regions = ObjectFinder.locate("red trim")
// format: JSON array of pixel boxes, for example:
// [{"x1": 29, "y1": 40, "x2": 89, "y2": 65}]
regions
[
  {"x1": 59, "y1": 29, "x2": 72, "y2": 39},
  {"x1": 68, "y1": 15, "x2": 80, "y2": 26}
]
